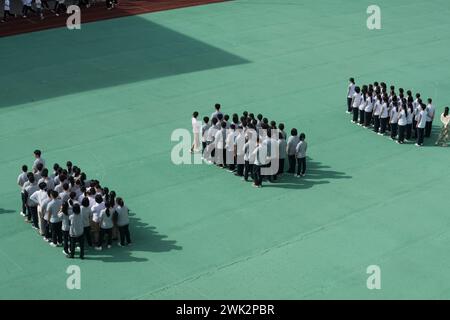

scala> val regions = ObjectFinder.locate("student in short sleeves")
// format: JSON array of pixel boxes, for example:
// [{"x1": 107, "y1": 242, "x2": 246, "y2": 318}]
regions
[
  {"x1": 351, "y1": 86, "x2": 362, "y2": 123},
  {"x1": 96, "y1": 201, "x2": 114, "y2": 250},
  {"x1": 17, "y1": 165, "x2": 29, "y2": 216},
  {"x1": 389, "y1": 102, "x2": 399, "y2": 140},
  {"x1": 205, "y1": 117, "x2": 219, "y2": 163},
  {"x1": 295, "y1": 133, "x2": 307, "y2": 177},
  {"x1": 190, "y1": 111, "x2": 201, "y2": 153},
  {"x1": 251, "y1": 138, "x2": 266, "y2": 188},
  {"x1": 41, "y1": 190, "x2": 53, "y2": 242},
  {"x1": 29, "y1": 182, "x2": 49, "y2": 236},
  {"x1": 406, "y1": 100, "x2": 414, "y2": 141},
  {"x1": 58, "y1": 202, "x2": 71, "y2": 255},
  {"x1": 59, "y1": 183, "x2": 71, "y2": 203},
  {"x1": 35, "y1": 0, "x2": 44, "y2": 19},
  {"x1": 364, "y1": 91, "x2": 374, "y2": 128},
  {"x1": 435, "y1": 107, "x2": 449, "y2": 147},
  {"x1": 235, "y1": 126, "x2": 245, "y2": 177},
  {"x1": 378, "y1": 96, "x2": 389, "y2": 135},
  {"x1": 358, "y1": 89, "x2": 367, "y2": 126},
  {"x1": 22, "y1": 0, "x2": 35, "y2": 18},
  {"x1": 48, "y1": 190, "x2": 63, "y2": 247},
  {"x1": 225, "y1": 124, "x2": 238, "y2": 172},
  {"x1": 286, "y1": 128, "x2": 299, "y2": 174},
  {"x1": 347, "y1": 78, "x2": 356, "y2": 113},
  {"x1": 214, "y1": 121, "x2": 227, "y2": 167},
  {"x1": 116, "y1": 198, "x2": 131, "y2": 246},
  {"x1": 397, "y1": 104, "x2": 407, "y2": 144},
  {"x1": 81, "y1": 197, "x2": 93, "y2": 247},
  {"x1": 425, "y1": 98, "x2": 435, "y2": 138},
  {"x1": 277, "y1": 132, "x2": 287, "y2": 176},
  {"x1": 243, "y1": 130, "x2": 256, "y2": 181},
  {"x1": 278, "y1": 123, "x2": 287, "y2": 140},
  {"x1": 39, "y1": 168, "x2": 55, "y2": 191},
  {"x1": 211, "y1": 103, "x2": 223, "y2": 121},
  {"x1": 416, "y1": 104, "x2": 427, "y2": 146},
  {"x1": 25, "y1": 175, "x2": 39, "y2": 228},
  {"x1": 412, "y1": 94, "x2": 421, "y2": 138},
  {"x1": 91, "y1": 194, "x2": 105, "y2": 245},
  {"x1": 1, "y1": 0, "x2": 16, "y2": 22},
  {"x1": 68, "y1": 204, "x2": 85, "y2": 259},
  {"x1": 201, "y1": 116, "x2": 210, "y2": 154}
]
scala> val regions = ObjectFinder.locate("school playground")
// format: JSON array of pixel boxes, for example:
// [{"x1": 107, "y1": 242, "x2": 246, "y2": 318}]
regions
[{"x1": 0, "y1": 0, "x2": 450, "y2": 299}]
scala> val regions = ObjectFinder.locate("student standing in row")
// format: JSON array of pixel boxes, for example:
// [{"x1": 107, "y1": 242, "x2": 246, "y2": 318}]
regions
[
  {"x1": 96, "y1": 201, "x2": 113, "y2": 250},
  {"x1": 416, "y1": 104, "x2": 427, "y2": 146},
  {"x1": 81, "y1": 197, "x2": 93, "y2": 247},
  {"x1": 25, "y1": 175, "x2": 39, "y2": 228},
  {"x1": 425, "y1": 98, "x2": 435, "y2": 138},
  {"x1": 397, "y1": 104, "x2": 407, "y2": 144},
  {"x1": 58, "y1": 202, "x2": 71, "y2": 255},
  {"x1": 278, "y1": 133, "x2": 287, "y2": 176},
  {"x1": 364, "y1": 91, "x2": 374, "y2": 128},
  {"x1": 379, "y1": 97, "x2": 389, "y2": 135},
  {"x1": 17, "y1": 165, "x2": 28, "y2": 216},
  {"x1": 191, "y1": 112, "x2": 201, "y2": 153},
  {"x1": 351, "y1": 87, "x2": 362, "y2": 123},
  {"x1": 286, "y1": 128, "x2": 299, "y2": 173},
  {"x1": 116, "y1": 198, "x2": 131, "y2": 247},
  {"x1": 389, "y1": 103, "x2": 399, "y2": 140},
  {"x1": 347, "y1": 78, "x2": 356, "y2": 114},
  {"x1": 48, "y1": 190, "x2": 63, "y2": 247},
  {"x1": 295, "y1": 133, "x2": 307, "y2": 177},
  {"x1": 435, "y1": 107, "x2": 449, "y2": 147},
  {"x1": 1, "y1": 0, "x2": 16, "y2": 22},
  {"x1": 69, "y1": 204, "x2": 85, "y2": 259}
]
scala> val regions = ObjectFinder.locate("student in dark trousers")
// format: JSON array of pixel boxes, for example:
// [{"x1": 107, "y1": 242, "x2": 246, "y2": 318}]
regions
[
  {"x1": 364, "y1": 91, "x2": 374, "y2": 128},
  {"x1": 390, "y1": 102, "x2": 399, "y2": 140},
  {"x1": 295, "y1": 133, "x2": 308, "y2": 177},
  {"x1": 412, "y1": 94, "x2": 421, "y2": 138},
  {"x1": 278, "y1": 132, "x2": 287, "y2": 176},
  {"x1": 58, "y1": 202, "x2": 71, "y2": 255},
  {"x1": 397, "y1": 105, "x2": 407, "y2": 144},
  {"x1": 17, "y1": 165, "x2": 29, "y2": 216},
  {"x1": 286, "y1": 128, "x2": 299, "y2": 174},
  {"x1": 243, "y1": 130, "x2": 255, "y2": 181},
  {"x1": 406, "y1": 101, "x2": 414, "y2": 141},
  {"x1": 81, "y1": 197, "x2": 93, "y2": 247},
  {"x1": 347, "y1": 77, "x2": 356, "y2": 113},
  {"x1": 425, "y1": 98, "x2": 435, "y2": 138},
  {"x1": 379, "y1": 96, "x2": 389, "y2": 135},
  {"x1": 48, "y1": 190, "x2": 63, "y2": 247},
  {"x1": 252, "y1": 138, "x2": 264, "y2": 188},
  {"x1": 96, "y1": 201, "x2": 114, "y2": 250},
  {"x1": 68, "y1": 204, "x2": 85, "y2": 259},
  {"x1": 116, "y1": 198, "x2": 131, "y2": 246},
  {"x1": 24, "y1": 175, "x2": 39, "y2": 228},
  {"x1": 416, "y1": 104, "x2": 427, "y2": 146},
  {"x1": 373, "y1": 94, "x2": 382, "y2": 133}
]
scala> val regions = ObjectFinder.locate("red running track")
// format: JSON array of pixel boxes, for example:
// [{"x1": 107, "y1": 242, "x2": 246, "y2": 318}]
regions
[{"x1": 0, "y1": 0, "x2": 228, "y2": 37}]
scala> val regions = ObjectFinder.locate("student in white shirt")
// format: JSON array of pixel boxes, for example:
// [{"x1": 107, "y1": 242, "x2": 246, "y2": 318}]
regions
[
  {"x1": 364, "y1": 91, "x2": 374, "y2": 128},
  {"x1": 41, "y1": 190, "x2": 53, "y2": 242},
  {"x1": 214, "y1": 121, "x2": 227, "y2": 167},
  {"x1": 201, "y1": 116, "x2": 211, "y2": 154},
  {"x1": 295, "y1": 133, "x2": 308, "y2": 177},
  {"x1": 425, "y1": 98, "x2": 435, "y2": 138},
  {"x1": 243, "y1": 129, "x2": 256, "y2": 181},
  {"x1": 17, "y1": 165, "x2": 29, "y2": 216},
  {"x1": 190, "y1": 111, "x2": 201, "y2": 153},
  {"x1": 58, "y1": 202, "x2": 71, "y2": 255},
  {"x1": 235, "y1": 126, "x2": 246, "y2": 177},
  {"x1": 91, "y1": 194, "x2": 105, "y2": 245},
  {"x1": 21, "y1": 0, "x2": 35, "y2": 18},
  {"x1": 435, "y1": 107, "x2": 449, "y2": 147},
  {"x1": 25, "y1": 175, "x2": 39, "y2": 228},
  {"x1": 251, "y1": 138, "x2": 267, "y2": 188},
  {"x1": 373, "y1": 94, "x2": 382, "y2": 133},
  {"x1": 378, "y1": 96, "x2": 389, "y2": 135},
  {"x1": 412, "y1": 94, "x2": 421, "y2": 138},
  {"x1": 286, "y1": 128, "x2": 299, "y2": 173},
  {"x1": 416, "y1": 104, "x2": 427, "y2": 146},
  {"x1": 48, "y1": 190, "x2": 63, "y2": 247},
  {"x1": 205, "y1": 117, "x2": 219, "y2": 163},
  {"x1": 406, "y1": 101, "x2": 414, "y2": 141},
  {"x1": 389, "y1": 102, "x2": 399, "y2": 140},
  {"x1": 277, "y1": 132, "x2": 287, "y2": 176},
  {"x1": 351, "y1": 86, "x2": 362, "y2": 123},
  {"x1": 35, "y1": 0, "x2": 44, "y2": 19},
  {"x1": 96, "y1": 201, "x2": 114, "y2": 250},
  {"x1": 211, "y1": 103, "x2": 223, "y2": 121},
  {"x1": 116, "y1": 198, "x2": 131, "y2": 246},
  {"x1": 38, "y1": 168, "x2": 55, "y2": 191},
  {"x1": 68, "y1": 204, "x2": 85, "y2": 259},
  {"x1": 347, "y1": 77, "x2": 356, "y2": 113},
  {"x1": 80, "y1": 197, "x2": 93, "y2": 247},
  {"x1": 225, "y1": 124, "x2": 238, "y2": 172},
  {"x1": 358, "y1": 89, "x2": 368, "y2": 126},
  {"x1": 1, "y1": 0, "x2": 16, "y2": 22},
  {"x1": 397, "y1": 105, "x2": 407, "y2": 144},
  {"x1": 30, "y1": 182, "x2": 49, "y2": 236}
]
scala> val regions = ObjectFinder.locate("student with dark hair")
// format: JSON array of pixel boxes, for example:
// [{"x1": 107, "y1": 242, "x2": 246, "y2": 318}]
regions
[
  {"x1": 1, "y1": 0, "x2": 16, "y2": 23},
  {"x1": 205, "y1": 117, "x2": 219, "y2": 163},
  {"x1": 29, "y1": 181, "x2": 48, "y2": 236},
  {"x1": 59, "y1": 182, "x2": 71, "y2": 203},
  {"x1": 435, "y1": 107, "x2": 449, "y2": 146},
  {"x1": 81, "y1": 197, "x2": 93, "y2": 247},
  {"x1": 390, "y1": 102, "x2": 399, "y2": 140},
  {"x1": 214, "y1": 121, "x2": 227, "y2": 167},
  {"x1": 406, "y1": 99, "x2": 414, "y2": 141},
  {"x1": 351, "y1": 86, "x2": 362, "y2": 123},
  {"x1": 223, "y1": 114, "x2": 230, "y2": 129},
  {"x1": 58, "y1": 202, "x2": 71, "y2": 255},
  {"x1": 397, "y1": 104, "x2": 407, "y2": 144},
  {"x1": 425, "y1": 98, "x2": 435, "y2": 138},
  {"x1": 251, "y1": 138, "x2": 265, "y2": 188},
  {"x1": 364, "y1": 91, "x2": 374, "y2": 128},
  {"x1": 191, "y1": 111, "x2": 201, "y2": 153},
  {"x1": 91, "y1": 194, "x2": 105, "y2": 245},
  {"x1": 347, "y1": 77, "x2": 356, "y2": 113},
  {"x1": 278, "y1": 123, "x2": 286, "y2": 140},
  {"x1": 39, "y1": 168, "x2": 55, "y2": 191},
  {"x1": 48, "y1": 190, "x2": 63, "y2": 247},
  {"x1": 116, "y1": 198, "x2": 131, "y2": 246},
  {"x1": 256, "y1": 114, "x2": 263, "y2": 130},
  {"x1": 32, "y1": 149, "x2": 45, "y2": 172},
  {"x1": 235, "y1": 126, "x2": 246, "y2": 177},
  {"x1": 412, "y1": 94, "x2": 421, "y2": 138},
  {"x1": 25, "y1": 175, "x2": 39, "y2": 228},
  {"x1": 243, "y1": 130, "x2": 255, "y2": 181},
  {"x1": 379, "y1": 96, "x2": 389, "y2": 135},
  {"x1": 66, "y1": 161, "x2": 73, "y2": 176},
  {"x1": 21, "y1": 0, "x2": 36, "y2": 18},
  {"x1": 286, "y1": 128, "x2": 299, "y2": 174},
  {"x1": 278, "y1": 132, "x2": 287, "y2": 176},
  {"x1": 18, "y1": 165, "x2": 29, "y2": 216},
  {"x1": 295, "y1": 133, "x2": 308, "y2": 177},
  {"x1": 69, "y1": 204, "x2": 85, "y2": 259},
  {"x1": 96, "y1": 201, "x2": 114, "y2": 250},
  {"x1": 41, "y1": 189, "x2": 53, "y2": 242},
  {"x1": 225, "y1": 124, "x2": 237, "y2": 171},
  {"x1": 416, "y1": 103, "x2": 427, "y2": 146},
  {"x1": 211, "y1": 103, "x2": 223, "y2": 121},
  {"x1": 201, "y1": 116, "x2": 211, "y2": 154}
]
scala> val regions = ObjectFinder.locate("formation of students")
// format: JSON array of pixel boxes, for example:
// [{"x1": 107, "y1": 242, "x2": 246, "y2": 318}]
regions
[
  {"x1": 17, "y1": 150, "x2": 132, "y2": 260},
  {"x1": 1, "y1": 0, "x2": 117, "y2": 22},
  {"x1": 346, "y1": 78, "x2": 446, "y2": 146},
  {"x1": 191, "y1": 104, "x2": 308, "y2": 188}
]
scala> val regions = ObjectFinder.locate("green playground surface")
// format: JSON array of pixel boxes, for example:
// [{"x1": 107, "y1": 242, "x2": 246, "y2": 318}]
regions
[{"x1": 1, "y1": 0, "x2": 450, "y2": 299}]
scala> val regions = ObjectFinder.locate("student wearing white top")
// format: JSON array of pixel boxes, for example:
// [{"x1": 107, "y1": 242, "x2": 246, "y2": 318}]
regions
[
  {"x1": 406, "y1": 102, "x2": 414, "y2": 141},
  {"x1": 211, "y1": 103, "x2": 223, "y2": 121},
  {"x1": 116, "y1": 198, "x2": 131, "y2": 246},
  {"x1": 372, "y1": 95, "x2": 382, "y2": 133},
  {"x1": 397, "y1": 105, "x2": 407, "y2": 144},
  {"x1": 201, "y1": 116, "x2": 211, "y2": 154},
  {"x1": 48, "y1": 190, "x2": 63, "y2": 247},
  {"x1": 351, "y1": 87, "x2": 362, "y2": 123},
  {"x1": 80, "y1": 197, "x2": 93, "y2": 247},
  {"x1": 412, "y1": 95, "x2": 421, "y2": 138},
  {"x1": 25, "y1": 175, "x2": 39, "y2": 228},
  {"x1": 347, "y1": 77, "x2": 356, "y2": 113},
  {"x1": 389, "y1": 103, "x2": 399, "y2": 140},
  {"x1": 378, "y1": 97, "x2": 389, "y2": 135},
  {"x1": 416, "y1": 104, "x2": 427, "y2": 146},
  {"x1": 96, "y1": 201, "x2": 114, "y2": 250},
  {"x1": 1, "y1": 0, "x2": 16, "y2": 22},
  {"x1": 41, "y1": 190, "x2": 53, "y2": 242},
  {"x1": 58, "y1": 202, "x2": 71, "y2": 255},
  {"x1": 295, "y1": 133, "x2": 308, "y2": 177},
  {"x1": 251, "y1": 138, "x2": 268, "y2": 188},
  {"x1": 358, "y1": 88, "x2": 367, "y2": 126},
  {"x1": 277, "y1": 132, "x2": 287, "y2": 176},
  {"x1": 364, "y1": 92, "x2": 374, "y2": 128},
  {"x1": 235, "y1": 126, "x2": 246, "y2": 177},
  {"x1": 225, "y1": 124, "x2": 238, "y2": 171},
  {"x1": 205, "y1": 117, "x2": 219, "y2": 163},
  {"x1": 32, "y1": 150, "x2": 45, "y2": 173},
  {"x1": 68, "y1": 204, "x2": 85, "y2": 259},
  {"x1": 243, "y1": 129, "x2": 256, "y2": 181},
  {"x1": 425, "y1": 98, "x2": 435, "y2": 138},
  {"x1": 21, "y1": 0, "x2": 35, "y2": 18},
  {"x1": 214, "y1": 121, "x2": 227, "y2": 167},
  {"x1": 435, "y1": 107, "x2": 449, "y2": 147},
  {"x1": 30, "y1": 182, "x2": 49, "y2": 236},
  {"x1": 190, "y1": 111, "x2": 201, "y2": 153},
  {"x1": 38, "y1": 168, "x2": 55, "y2": 191},
  {"x1": 17, "y1": 165, "x2": 29, "y2": 216},
  {"x1": 91, "y1": 194, "x2": 105, "y2": 245}
]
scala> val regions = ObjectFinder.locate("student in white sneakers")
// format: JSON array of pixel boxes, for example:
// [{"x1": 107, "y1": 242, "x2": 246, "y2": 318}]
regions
[
  {"x1": 1, "y1": 0, "x2": 16, "y2": 22},
  {"x1": 364, "y1": 91, "x2": 374, "y2": 128},
  {"x1": 116, "y1": 198, "x2": 131, "y2": 246},
  {"x1": 29, "y1": 182, "x2": 49, "y2": 236},
  {"x1": 48, "y1": 190, "x2": 63, "y2": 247},
  {"x1": 295, "y1": 133, "x2": 308, "y2": 177},
  {"x1": 397, "y1": 104, "x2": 407, "y2": 144},
  {"x1": 389, "y1": 102, "x2": 399, "y2": 140},
  {"x1": 425, "y1": 98, "x2": 435, "y2": 138},
  {"x1": 96, "y1": 200, "x2": 114, "y2": 250},
  {"x1": 190, "y1": 111, "x2": 201, "y2": 153},
  {"x1": 17, "y1": 165, "x2": 29, "y2": 216},
  {"x1": 58, "y1": 202, "x2": 71, "y2": 255},
  {"x1": 347, "y1": 77, "x2": 356, "y2": 113},
  {"x1": 379, "y1": 96, "x2": 389, "y2": 135},
  {"x1": 351, "y1": 86, "x2": 362, "y2": 123},
  {"x1": 416, "y1": 103, "x2": 427, "y2": 146}
]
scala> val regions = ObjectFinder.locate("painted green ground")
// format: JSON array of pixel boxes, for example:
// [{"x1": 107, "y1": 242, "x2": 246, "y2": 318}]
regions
[{"x1": 1, "y1": 0, "x2": 450, "y2": 299}]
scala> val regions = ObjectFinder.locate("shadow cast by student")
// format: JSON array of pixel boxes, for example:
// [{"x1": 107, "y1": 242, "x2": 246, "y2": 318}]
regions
[
  {"x1": 84, "y1": 211, "x2": 182, "y2": 263},
  {"x1": 261, "y1": 157, "x2": 352, "y2": 190},
  {"x1": 0, "y1": 208, "x2": 16, "y2": 214}
]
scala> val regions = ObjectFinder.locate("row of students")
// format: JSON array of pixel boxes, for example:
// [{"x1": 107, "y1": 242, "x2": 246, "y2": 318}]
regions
[
  {"x1": 347, "y1": 78, "x2": 437, "y2": 146},
  {"x1": 17, "y1": 150, "x2": 131, "y2": 259},
  {"x1": 191, "y1": 105, "x2": 308, "y2": 188},
  {"x1": 1, "y1": 0, "x2": 116, "y2": 22}
]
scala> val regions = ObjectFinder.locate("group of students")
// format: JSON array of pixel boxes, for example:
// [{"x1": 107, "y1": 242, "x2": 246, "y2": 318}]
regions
[
  {"x1": 191, "y1": 104, "x2": 308, "y2": 188},
  {"x1": 17, "y1": 150, "x2": 132, "y2": 260},
  {"x1": 1, "y1": 0, "x2": 117, "y2": 22},
  {"x1": 346, "y1": 78, "x2": 442, "y2": 146}
]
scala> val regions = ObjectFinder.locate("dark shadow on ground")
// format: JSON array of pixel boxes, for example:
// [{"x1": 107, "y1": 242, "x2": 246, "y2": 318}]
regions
[
  {"x1": 0, "y1": 13, "x2": 249, "y2": 108},
  {"x1": 0, "y1": 208, "x2": 15, "y2": 214},
  {"x1": 84, "y1": 210, "x2": 182, "y2": 263},
  {"x1": 259, "y1": 157, "x2": 352, "y2": 190}
]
